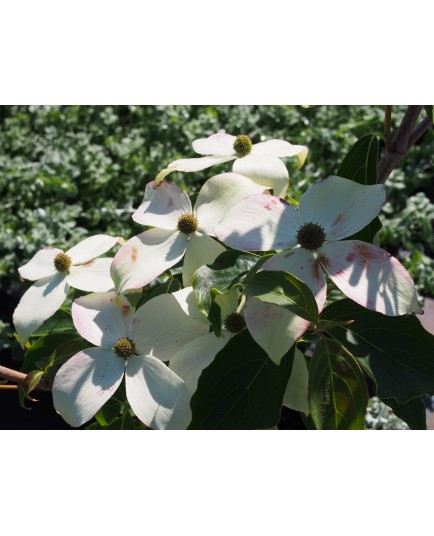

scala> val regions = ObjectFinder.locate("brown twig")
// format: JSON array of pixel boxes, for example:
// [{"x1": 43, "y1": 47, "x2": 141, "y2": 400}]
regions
[
  {"x1": 385, "y1": 105, "x2": 392, "y2": 145},
  {"x1": 0, "y1": 365, "x2": 52, "y2": 391},
  {"x1": 378, "y1": 105, "x2": 431, "y2": 184}
]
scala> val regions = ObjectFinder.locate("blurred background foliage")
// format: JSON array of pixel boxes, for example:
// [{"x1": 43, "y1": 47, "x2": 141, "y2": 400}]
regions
[{"x1": 1, "y1": 105, "x2": 433, "y2": 352}]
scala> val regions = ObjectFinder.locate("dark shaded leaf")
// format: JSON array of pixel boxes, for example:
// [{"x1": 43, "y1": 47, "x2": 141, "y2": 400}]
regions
[
  {"x1": 308, "y1": 338, "x2": 368, "y2": 429},
  {"x1": 189, "y1": 330, "x2": 294, "y2": 429},
  {"x1": 383, "y1": 396, "x2": 427, "y2": 430},
  {"x1": 322, "y1": 299, "x2": 434, "y2": 403},
  {"x1": 244, "y1": 270, "x2": 319, "y2": 322},
  {"x1": 337, "y1": 134, "x2": 379, "y2": 185}
]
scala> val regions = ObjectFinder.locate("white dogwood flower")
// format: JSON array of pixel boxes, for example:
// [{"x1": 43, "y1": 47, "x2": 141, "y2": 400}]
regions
[
  {"x1": 111, "y1": 173, "x2": 266, "y2": 293},
  {"x1": 215, "y1": 176, "x2": 422, "y2": 363},
  {"x1": 52, "y1": 291, "x2": 209, "y2": 429},
  {"x1": 154, "y1": 130, "x2": 308, "y2": 197},
  {"x1": 13, "y1": 234, "x2": 121, "y2": 346}
]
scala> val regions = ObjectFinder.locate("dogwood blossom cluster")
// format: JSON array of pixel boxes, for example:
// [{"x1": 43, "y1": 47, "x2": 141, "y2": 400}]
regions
[{"x1": 12, "y1": 131, "x2": 422, "y2": 429}]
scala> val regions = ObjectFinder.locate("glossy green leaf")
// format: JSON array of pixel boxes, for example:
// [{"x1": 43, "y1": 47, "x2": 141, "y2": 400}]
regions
[
  {"x1": 337, "y1": 133, "x2": 379, "y2": 185},
  {"x1": 193, "y1": 250, "x2": 258, "y2": 315},
  {"x1": 322, "y1": 299, "x2": 434, "y2": 403},
  {"x1": 337, "y1": 134, "x2": 381, "y2": 244},
  {"x1": 244, "y1": 270, "x2": 319, "y2": 322},
  {"x1": 383, "y1": 396, "x2": 427, "y2": 430},
  {"x1": 308, "y1": 338, "x2": 368, "y2": 429},
  {"x1": 189, "y1": 330, "x2": 295, "y2": 429}
]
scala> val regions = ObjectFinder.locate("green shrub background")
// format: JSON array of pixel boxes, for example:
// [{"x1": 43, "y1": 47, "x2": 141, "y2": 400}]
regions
[{"x1": 1, "y1": 105, "x2": 433, "y2": 351}]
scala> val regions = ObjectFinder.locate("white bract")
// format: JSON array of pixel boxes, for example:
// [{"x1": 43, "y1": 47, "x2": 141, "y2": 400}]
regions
[
  {"x1": 52, "y1": 291, "x2": 209, "y2": 429},
  {"x1": 111, "y1": 172, "x2": 266, "y2": 293},
  {"x1": 169, "y1": 287, "x2": 242, "y2": 395},
  {"x1": 154, "y1": 130, "x2": 308, "y2": 198},
  {"x1": 215, "y1": 176, "x2": 422, "y2": 363},
  {"x1": 13, "y1": 234, "x2": 120, "y2": 346}
]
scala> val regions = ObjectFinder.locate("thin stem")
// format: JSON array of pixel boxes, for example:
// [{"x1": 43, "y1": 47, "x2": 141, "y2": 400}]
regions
[
  {"x1": 378, "y1": 105, "x2": 426, "y2": 184},
  {"x1": 0, "y1": 365, "x2": 52, "y2": 391},
  {"x1": 408, "y1": 116, "x2": 432, "y2": 149},
  {"x1": 385, "y1": 105, "x2": 392, "y2": 144}
]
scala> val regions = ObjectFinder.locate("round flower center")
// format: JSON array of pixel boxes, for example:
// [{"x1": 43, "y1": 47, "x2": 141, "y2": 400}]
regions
[
  {"x1": 177, "y1": 213, "x2": 199, "y2": 235},
  {"x1": 224, "y1": 312, "x2": 246, "y2": 334},
  {"x1": 113, "y1": 337, "x2": 136, "y2": 359},
  {"x1": 296, "y1": 222, "x2": 326, "y2": 251},
  {"x1": 53, "y1": 252, "x2": 72, "y2": 272},
  {"x1": 233, "y1": 135, "x2": 253, "y2": 157}
]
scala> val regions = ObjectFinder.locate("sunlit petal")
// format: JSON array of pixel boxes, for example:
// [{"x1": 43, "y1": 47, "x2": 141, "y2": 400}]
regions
[
  {"x1": 170, "y1": 332, "x2": 231, "y2": 395},
  {"x1": 182, "y1": 232, "x2": 226, "y2": 287},
  {"x1": 67, "y1": 258, "x2": 114, "y2": 292},
  {"x1": 298, "y1": 176, "x2": 386, "y2": 241},
  {"x1": 66, "y1": 234, "x2": 120, "y2": 265},
  {"x1": 244, "y1": 297, "x2": 310, "y2": 365},
  {"x1": 53, "y1": 347, "x2": 125, "y2": 427},
  {"x1": 195, "y1": 173, "x2": 267, "y2": 235},
  {"x1": 72, "y1": 291, "x2": 133, "y2": 348},
  {"x1": 110, "y1": 229, "x2": 187, "y2": 293},
  {"x1": 319, "y1": 240, "x2": 422, "y2": 315},
  {"x1": 283, "y1": 348, "x2": 309, "y2": 415},
  {"x1": 192, "y1": 131, "x2": 237, "y2": 155},
  {"x1": 129, "y1": 293, "x2": 208, "y2": 358},
  {"x1": 233, "y1": 155, "x2": 290, "y2": 197},
  {"x1": 215, "y1": 194, "x2": 300, "y2": 252},
  {"x1": 13, "y1": 273, "x2": 68, "y2": 347},
  {"x1": 125, "y1": 355, "x2": 192, "y2": 430},
  {"x1": 132, "y1": 181, "x2": 191, "y2": 229},
  {"x1": 252, "y1": 139, "x2": 308, "y2": 159},
  {"x1": 18, "y1": 248, "x2": 62, "y2": 281},
  {"x1": 261, "y1": 248, "x2": 327, "y2": 311}
]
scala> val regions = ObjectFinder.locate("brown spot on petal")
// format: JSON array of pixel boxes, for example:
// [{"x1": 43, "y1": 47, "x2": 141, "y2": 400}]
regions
[
  {"x1": 351, "y1": 243, "x2": 384, "y2": 267},
  {"x1": 332, "y1": 213, "x2": 344, "y2": 227},
  {"x1": 131, "y1": 247, "x2": 138, "y2": 262},
  {"x1": 312, "y1": 259, "x2": 323, "y2": 280},
  {"x1": 317, "y1": 255, "x2": 330, "y2": 270},
  {"x1": 81, "y1": 260, "x2": 95, "y2": 268}
]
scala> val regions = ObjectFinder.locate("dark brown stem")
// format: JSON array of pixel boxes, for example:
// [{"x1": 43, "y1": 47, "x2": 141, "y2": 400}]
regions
[
  {"x1": 378, "y1": 105, "x2": 425, "y2": 184},
  {"x1": 408, "y1": 116, "x2": 432, "y2": 149},
  {"x1": 0, "y1": 365, "x2": 52, "y2": 391},
  {"x1": 385, "y1": 105, "x2": 392, "y2": 145}
]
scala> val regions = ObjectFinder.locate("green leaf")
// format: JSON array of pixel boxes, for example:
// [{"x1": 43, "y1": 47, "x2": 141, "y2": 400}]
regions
[
  {"x1": 337, "y1": 134, "x2": 381, "y2": 244},
  {"x1": 134, "y1": 277, "x2": 182, "y2": 310},
  {"x1": 337, "y1": 133, "x2": 379, "y2": 186},
  {"x1": 244, "y1": 270, "x2": 319, "y2": 323},
  {"x1": 308, "y1": 338, "x2": 368, "y2": 429},
  {"x1": 30, "y1": 309, "x2": 75, "y2": 337},
  {"x1": 424, "y1": 105, "x2": 433, "y2": 123},
  {"x1": 382, "y1": 397, "x2": 427, "y2": 430},
  {"x1": 193, "y1": 250, "x2": 258, "y2": 315},
  {"x1": 322, "y1": 299, "x2": 434, "y2": 403},
  {"x1": 207, "y1": 299, "x2": 222, "y2": 336},
  {"x1": 22, "y1": 333, "x2": 89, "y2": 378},
  {"x1": 106, "y1": 411, "x2": 137, "y2": 430},
  {"x1": 189, "y1": 330, "x2": 295, "y2": 430},
  {"x1": 20, "y1": 370, "x2": 45, "y2": 403}
]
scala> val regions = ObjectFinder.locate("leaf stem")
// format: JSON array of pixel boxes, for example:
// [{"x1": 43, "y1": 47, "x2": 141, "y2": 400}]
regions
[{"x1": 0, "y1": 365, "x2": 52, "y2": 391}]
